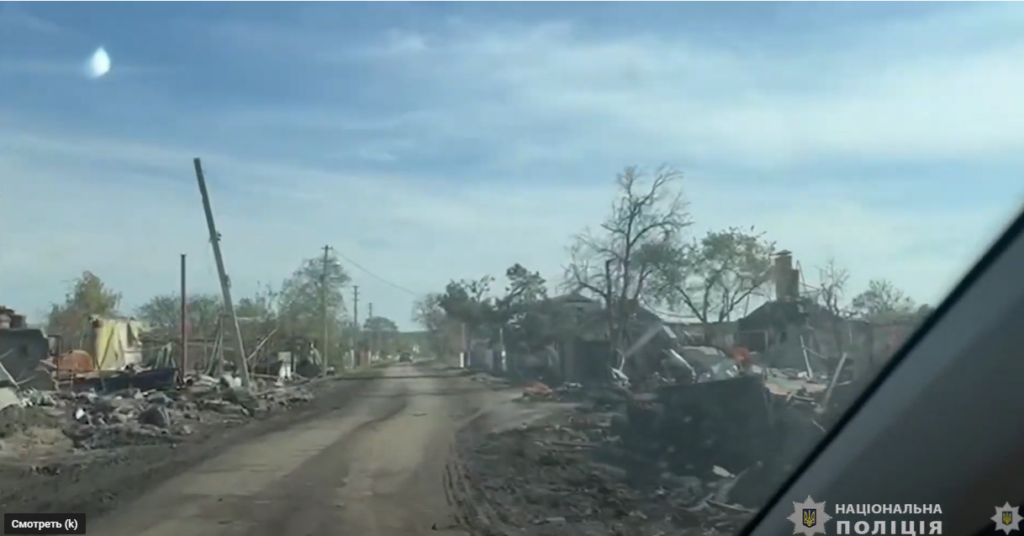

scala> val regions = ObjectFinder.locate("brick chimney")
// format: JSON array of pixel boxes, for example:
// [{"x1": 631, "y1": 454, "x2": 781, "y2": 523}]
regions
[{"x1": 773, "y1": 250, "x2": 800, "y2": 301}]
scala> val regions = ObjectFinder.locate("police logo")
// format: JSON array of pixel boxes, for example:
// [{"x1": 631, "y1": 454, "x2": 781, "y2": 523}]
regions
[
  {"x1": 992, "y1": 503, "x2": 1022, "y2": 535},
  {"x1": 788, "y1": 496, "x2": 831, "y2": 536}
]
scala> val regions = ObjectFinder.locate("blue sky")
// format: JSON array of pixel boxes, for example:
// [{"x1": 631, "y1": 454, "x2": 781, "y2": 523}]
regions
[{"x1": 1, "y1": 2, "x2": 1022, "y2": 329}]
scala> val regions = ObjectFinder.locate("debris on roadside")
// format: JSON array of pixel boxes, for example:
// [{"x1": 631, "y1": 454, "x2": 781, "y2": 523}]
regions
[
  {"x1": 0, "y1": 305, "x2": 344, "y2": 459},
  {"x1": 0, "y1": 371, "x2": 321, "y2": 456},
  {"x1": 453, "y1": 404, "x2": 756, "y2": 536},
  {"x1": 467, "y1": 372, "x2": 512, "y2": 387},
  {"x1": 523, "y1": 381, "x2": 554, "y2": 399},
  {"x1": 452, "y1": 333, "x2": 863, "y2": 535}
]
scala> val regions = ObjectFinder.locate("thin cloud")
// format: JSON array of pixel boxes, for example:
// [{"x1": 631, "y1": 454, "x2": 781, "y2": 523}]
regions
[
  {"x1": 205, "y1": 7, "x2": 1024, "y2": 167},
  {"x1": 0, "y1": 58, "x2": 172, "y2": 78},
  {"x1": 0, "y1": 124, "x2": 1008, "y2": 328},
  {"x1": 0, "y1": 6, "x2": 64, "y2": 35},
  {"x1": 1, "y1": 4, "x2": 1022, "y2": 328},
  {"x1": 343, "y1": 20, "x2": 1024, "y2": 166},
  {"x1": 0, "y1": 60, "x2": 75, "y2": 76}
]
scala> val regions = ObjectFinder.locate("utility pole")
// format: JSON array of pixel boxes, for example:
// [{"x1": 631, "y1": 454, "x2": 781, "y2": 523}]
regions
[
  {"x1": 351, "y1": 285, "x2": 359, "y2": 368},
  {"x1": 320, "y1": 245, "x2": 332, "y2": 375},
  {"x1": 215, "y1": 314, "x2": 225, "y2": 377},
  {"x1": 374, "y1": 307, "x2": 382, "y2": 360},
  {"x1": 180, "y1": 254, "x2": 188, "y2": 377},
  {"x1": 461, "y1": 322, "x2": 468, "y2": 368},
  {"x1": 193, "y1": 157, "x2": 251, "y2": 390},
  {"x1": 498, "y1": 326, "x2": 505, "y2": 373},
  {"x1": 368, "y1": 302, "x2": 374, "y2": 361}
]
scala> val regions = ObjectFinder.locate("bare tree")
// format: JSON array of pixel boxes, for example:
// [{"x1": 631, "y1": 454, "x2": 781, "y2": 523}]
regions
[
  {"x1": 564, "y1": 166, "x2": 692, "y2": 353},
  {"x1": 850, "y1": 279, "x2": 916, "y2": 322},
  {"x1": 814, "y1": 256, "x2": 851, "y2": 354},
  {"x1": 411, "y1": 293, "x2": 462, "y2": 358},
  {"x1": 816, "y1": 257, "x2": 850, "y2": 318},
  {"x1": 650, "y1": 226, "x2": 775, "y2": 339}
]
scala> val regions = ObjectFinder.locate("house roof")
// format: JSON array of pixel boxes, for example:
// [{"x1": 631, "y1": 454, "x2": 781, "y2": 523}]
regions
[{"x1": 542, "y1": 294, "x2": 670, "y2": 342}]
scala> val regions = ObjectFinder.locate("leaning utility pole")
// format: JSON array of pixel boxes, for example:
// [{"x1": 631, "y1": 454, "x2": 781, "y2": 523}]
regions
[
  {"x1": 193, "y1": 157, "x2": 251, "y2": 390},
  {"x1": 351, "y1": 285, "x2": 359, "y2": 367},
  {"x1": 319, "y1": 245, "x2": 332, "y2": 375}
]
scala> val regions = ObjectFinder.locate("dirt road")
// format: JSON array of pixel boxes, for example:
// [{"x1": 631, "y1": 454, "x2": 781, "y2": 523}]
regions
[{"x1": 87, "y1": 365, "x2": 489, "y2": 536}]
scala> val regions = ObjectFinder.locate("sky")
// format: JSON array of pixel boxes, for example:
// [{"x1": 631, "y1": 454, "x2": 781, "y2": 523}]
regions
[{"x1": 1, "y1": 2, "x2": 1022, "y2": 330}]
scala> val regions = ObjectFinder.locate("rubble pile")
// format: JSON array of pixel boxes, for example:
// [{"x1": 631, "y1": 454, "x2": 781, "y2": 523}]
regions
[
  {"x1": 453, "y1": 362, "x2": 850, "y2": 536},
  {"x1": 447, "y1": 253, "x2": 879, "y2": 535},
  {"x1": 454, "y1": 406, "x2": 755, "y2": 536},
  {"x1": 0, "y1": 375, "x2": 318, "y2": 455}
]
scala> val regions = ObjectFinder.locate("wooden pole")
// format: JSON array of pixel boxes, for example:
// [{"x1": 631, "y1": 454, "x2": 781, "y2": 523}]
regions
[
  {"x1": 320, "y1": 245, "x2": 332, "y2": 375},
  {"x1": 193, "y1": 157, "x2": 251, "y2": 390},
  {"x1": 180, "y1": 253, "x2": 188, "y2": 375},
  {"x1": 216, "y1": 314, "x2": 224, "y2": 377},
  {"x1": 351, "y1": 285, "x2": 359, "y2": 369}
]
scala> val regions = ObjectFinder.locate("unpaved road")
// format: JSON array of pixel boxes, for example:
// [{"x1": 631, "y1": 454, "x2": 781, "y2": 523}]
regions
[{"x1": 87, "y1": 365, "x2": 493, "y2": 536}]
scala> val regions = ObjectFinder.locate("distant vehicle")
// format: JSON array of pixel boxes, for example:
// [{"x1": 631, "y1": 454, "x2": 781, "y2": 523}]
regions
[{"x1": 398, "y1": 352, "x2": 412, "y2": 363}]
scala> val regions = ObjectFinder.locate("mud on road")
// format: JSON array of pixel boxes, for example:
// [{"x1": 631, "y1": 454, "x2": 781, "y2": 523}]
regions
[{"x1": 7, "y1": 364, "x2": 501, "y2": 536}]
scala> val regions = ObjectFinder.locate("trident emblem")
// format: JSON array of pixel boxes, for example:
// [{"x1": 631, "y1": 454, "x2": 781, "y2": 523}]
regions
[{"x1": 803, "y1": 509, "x2": 817, "y2": 528}]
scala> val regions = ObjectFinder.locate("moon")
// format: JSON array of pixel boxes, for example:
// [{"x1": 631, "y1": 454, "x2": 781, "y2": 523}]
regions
[{"x1": 86, "y1": 47, "x2": 111, "y2": 79}]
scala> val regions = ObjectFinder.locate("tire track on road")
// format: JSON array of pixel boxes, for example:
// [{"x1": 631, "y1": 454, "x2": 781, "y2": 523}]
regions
[
  {"x1": 232, "y1": 390, "x2": 411, "y2": 536},
  {"x1": 86, "y1": 376, "x2": 408, "y2": 536}
]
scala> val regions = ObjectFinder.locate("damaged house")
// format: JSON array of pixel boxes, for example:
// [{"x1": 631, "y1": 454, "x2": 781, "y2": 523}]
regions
[
  {"x1": 509, "y1": 292, "x2": 612, "y2": 385},
  {"x1": 734, "y1": 251, "x2": 906, "y2": 379},
  {"x1": 515, "y1": 292, "x2": 717, "y2": 388},
  {"x1": 508, "y1": 251, "x2": 924, "y2": 509},
  {"x1": 508, "y1": 292, "x2": 671, "y2": 386},
  {"x1": 0, "y1": 307, "x2": 58, "y2": 390}
]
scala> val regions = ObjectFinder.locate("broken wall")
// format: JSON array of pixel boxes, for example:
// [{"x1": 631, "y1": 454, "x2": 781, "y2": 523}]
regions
[
  {"x1": 563, "y1": 338, "x2": 613, "y2": 384},
  {"x1": 0, "y1": 328, "x2": 49, "y2": 384}
]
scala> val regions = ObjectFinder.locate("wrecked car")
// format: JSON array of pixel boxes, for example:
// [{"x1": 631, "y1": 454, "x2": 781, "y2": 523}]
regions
[{"x1": 676, "y1": 345, "x2": 742, "y2": 382}]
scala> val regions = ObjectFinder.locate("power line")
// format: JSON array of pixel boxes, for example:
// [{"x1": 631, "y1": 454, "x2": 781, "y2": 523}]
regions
[{"x1": 332, "y1": 249, "x2": 422, "y2": 297}]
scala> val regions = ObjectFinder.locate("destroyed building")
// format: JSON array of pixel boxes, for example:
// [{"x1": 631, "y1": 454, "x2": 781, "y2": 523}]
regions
[
  {"x1": 0, "y1": 306, "x2": 61, "y2": 391},
  {"x1": 523, "y1": 292, "x2": 684, "y2": 386},
  {"x1": 732, "y1": 250, "x2": 913, "y2": 377},
  {"x1": 548, "y1": 293, "x2": 615, "y2": 384},
  {"x1": 506, "y1": 249, "x2": 911, "y2": 393},
  {"x1": 504, "y1": 292, "x2": 612, "y2": 385},
  {"x1": 507, "y1": 253, "x2": 885, "y2": 508}
]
